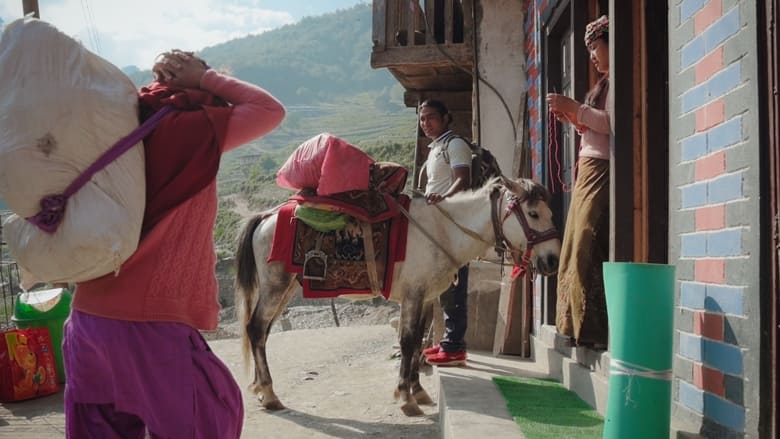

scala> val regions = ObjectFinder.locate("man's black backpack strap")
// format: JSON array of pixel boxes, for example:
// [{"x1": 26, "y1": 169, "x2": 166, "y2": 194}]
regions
[{"x1": 441, "y1": 134, "x2": 503, "y2": 190}]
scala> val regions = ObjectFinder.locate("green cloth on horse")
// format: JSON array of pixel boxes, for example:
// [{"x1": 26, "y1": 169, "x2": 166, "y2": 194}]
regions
[{"x1": 294, "y1": 206, "x2": 349, "y2": 232}]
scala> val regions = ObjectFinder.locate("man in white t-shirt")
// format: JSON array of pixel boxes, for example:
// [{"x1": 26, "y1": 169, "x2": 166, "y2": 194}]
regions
[{"x1": 417, "y1": 99, "x2": 471, "y2": 366}]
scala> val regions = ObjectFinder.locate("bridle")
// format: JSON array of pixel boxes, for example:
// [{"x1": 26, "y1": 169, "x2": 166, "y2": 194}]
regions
[{"x1": 489, "y1": 186, "x2": 559, "y2": 278}]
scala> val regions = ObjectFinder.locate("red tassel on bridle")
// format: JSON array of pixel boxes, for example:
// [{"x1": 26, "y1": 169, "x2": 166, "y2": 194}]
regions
[{"x1": 510, "y1": 248, "x2": 534, "y2": 279}]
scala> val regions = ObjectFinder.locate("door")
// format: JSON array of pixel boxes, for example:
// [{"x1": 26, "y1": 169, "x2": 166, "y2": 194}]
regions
[
  {"x1": 761, "y1": 0, "x2": 779, "y2": 436},
  {"x1": 542, "y1": 1, "x2": 575, "y2": 327},
  {"x1": 541, "y1": 0, "x2": 601, "y2": 330}
]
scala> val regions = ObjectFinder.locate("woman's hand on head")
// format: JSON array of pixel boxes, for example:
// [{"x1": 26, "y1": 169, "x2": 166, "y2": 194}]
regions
[{"x1": 152, "y1": 50, "x2": 208, "y2": 89}]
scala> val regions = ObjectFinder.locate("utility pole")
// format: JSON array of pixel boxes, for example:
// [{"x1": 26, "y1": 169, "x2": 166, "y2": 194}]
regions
[{"x1": 22, "y1": 0, "x2": 40, "y2": 18}]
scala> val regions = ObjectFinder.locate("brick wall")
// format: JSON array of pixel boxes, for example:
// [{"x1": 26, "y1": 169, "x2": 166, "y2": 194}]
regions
[
  {"x1": 522, "y1": 0, "x2": 765, "y2": 434},
  {"x1": 669, "y1": 0, "x2": 761, "y2": 436}
]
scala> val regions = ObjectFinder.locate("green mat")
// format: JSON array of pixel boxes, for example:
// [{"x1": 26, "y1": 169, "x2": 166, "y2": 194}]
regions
[{"x1": 492, "y1": 376, "x2": 604, "y2": 439}]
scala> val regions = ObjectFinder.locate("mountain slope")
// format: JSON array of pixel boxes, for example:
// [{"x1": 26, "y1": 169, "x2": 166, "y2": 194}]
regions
[
  {"x1": 125, "y1": 4, "x2": 418, "y2": 255},
  {"x1": 199, "y1": 4, "x2": 392, "y2": 105}
]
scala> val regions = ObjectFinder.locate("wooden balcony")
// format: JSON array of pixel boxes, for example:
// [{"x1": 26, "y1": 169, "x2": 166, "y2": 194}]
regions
[{"x1": 371, "y1": 0, "x2": 474, "y2": 92}]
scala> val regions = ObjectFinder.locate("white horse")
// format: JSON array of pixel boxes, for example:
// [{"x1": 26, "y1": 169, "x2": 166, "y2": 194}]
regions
[{"x1": 234, "y1": 176, "x2": 561, "y2": 416}]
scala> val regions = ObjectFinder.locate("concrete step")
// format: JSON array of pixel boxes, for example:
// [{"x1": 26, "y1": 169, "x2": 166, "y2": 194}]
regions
[
  {"x1": 533, "y1": 325, "x2": 610, "y2": 416},
  {"x1": 436, "y1": 351, "x2": 550, "y2": 439},
  {"x1": 436, "y1": 327, "x2": 613, "y2": 439}
]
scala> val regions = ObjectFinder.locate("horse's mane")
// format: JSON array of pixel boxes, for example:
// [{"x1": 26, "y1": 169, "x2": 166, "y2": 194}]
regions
[
  {"x1": 512, "y1": 178, "x2": 552, "y2": 205},
  {"x1": 453, "y1": 176, "x2": 551, "y2": 205}
]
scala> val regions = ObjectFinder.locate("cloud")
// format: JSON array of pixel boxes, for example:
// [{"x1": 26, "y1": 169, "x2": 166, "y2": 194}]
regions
[{"x1": 0, "y1": 0, "x2": 295, "y2": 69}]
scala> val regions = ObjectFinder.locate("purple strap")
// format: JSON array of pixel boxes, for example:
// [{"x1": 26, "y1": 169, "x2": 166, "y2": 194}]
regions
[{"x1": 26, "y1": 105, "x2": 175, "y2": 233}]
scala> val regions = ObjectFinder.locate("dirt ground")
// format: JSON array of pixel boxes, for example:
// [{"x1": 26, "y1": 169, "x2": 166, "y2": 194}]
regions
[
  {"x1": 215, "y1": 299, "x2": 440, "y2": 438},
  {"x1": 0, "y1": 302, "x2": 441, "y2": 439},
  {"x1": 224, "y1": 324, "x2": 440, "y2": 439}
]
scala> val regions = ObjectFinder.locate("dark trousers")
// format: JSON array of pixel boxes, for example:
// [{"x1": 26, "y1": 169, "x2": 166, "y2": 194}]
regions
[{"x1": 439, "y1": 264, "x2": 469, "y2": 353}]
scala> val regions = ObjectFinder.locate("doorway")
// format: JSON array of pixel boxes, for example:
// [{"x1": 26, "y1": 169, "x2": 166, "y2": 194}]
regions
[{"x1": 760, "y1": 0, "x2": 779, "y2": 436}]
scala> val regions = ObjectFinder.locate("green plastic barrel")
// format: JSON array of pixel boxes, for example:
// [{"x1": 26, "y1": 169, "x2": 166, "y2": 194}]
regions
[
  {"x1": 602, "y1": 262, "x2": 675, "y2": 439},
  {"x1": 12, "y1": 288, "x2": 72, "y2": 383}
]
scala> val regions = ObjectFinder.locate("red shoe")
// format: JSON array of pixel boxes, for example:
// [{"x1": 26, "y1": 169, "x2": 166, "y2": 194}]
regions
[
  {"x1": 422, "y1": 345, "x2": 441, "y2": 356},
  {"x1": 425, "y1": 350, "x2": 467, "y2": 366}
]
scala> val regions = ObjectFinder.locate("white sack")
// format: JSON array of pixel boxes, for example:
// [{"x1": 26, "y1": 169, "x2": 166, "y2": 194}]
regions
[{"x1": 0, "y1": 18, "x2": 145, "y2": 288}]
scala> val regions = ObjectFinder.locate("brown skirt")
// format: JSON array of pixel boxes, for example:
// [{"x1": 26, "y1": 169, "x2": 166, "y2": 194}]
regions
[{"x1": 555, "y1": 157, "x2": 609, "y2": 346}]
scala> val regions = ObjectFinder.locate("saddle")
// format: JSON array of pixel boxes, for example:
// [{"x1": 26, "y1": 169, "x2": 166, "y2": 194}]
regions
[{"x1": 269, "y1": 162, "x2": 410, "y2": 299}]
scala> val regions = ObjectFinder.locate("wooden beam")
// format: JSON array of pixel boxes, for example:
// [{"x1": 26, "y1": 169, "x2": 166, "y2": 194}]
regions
[
  {"x1": 403, "y1": 90, "x2": 472, "y2": 109},
  {"x1": 761, "y1": 0, "x2": 780, "y2": 435},
  {"x1": 444, "y1": 0, "x2": 454, "y2": 43},
  {"x1": 372, "y1": 0, "x2": 387, "y2": 51},
  {"x1": 370, "y1": 44, "x2": 473, "y2": 69},
  {"x1": 633, "y1": 0, "x2": 645, "y2": 262},
  {"x1": 644, "y1": 0, "x2": 670, "y2": 264},
  {"x1": 608, "y1": 0, "x2": 635, "y2": 261},
  {"x1": 22, "y1": 0, "x2": 40, "y2": 18}
]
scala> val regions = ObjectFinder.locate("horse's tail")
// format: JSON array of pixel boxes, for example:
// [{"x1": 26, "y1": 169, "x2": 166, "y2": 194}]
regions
[
  {"x1": 236, "y1": 214, "x2": 264, "y2": 294},
  {"x1": 234, "y1": 214, "x2": 266, "y2": 370}
]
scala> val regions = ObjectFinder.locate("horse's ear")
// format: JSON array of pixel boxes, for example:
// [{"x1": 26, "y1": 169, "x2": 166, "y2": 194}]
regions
[
  {"x1": 500, "y1": 175, "x2": 518, "y2": 193},
  {"x1": 504, "y1": 176, "x2": 533, "y2": 199}
]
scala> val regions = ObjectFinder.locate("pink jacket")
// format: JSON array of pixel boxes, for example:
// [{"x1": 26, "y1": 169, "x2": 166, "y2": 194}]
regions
[
  {"x1": 73, "y1": 70, "x2": 285, "y2": 330},
  {"x1": 577, "y1": 83, "x2": 612, "y2": 161}
]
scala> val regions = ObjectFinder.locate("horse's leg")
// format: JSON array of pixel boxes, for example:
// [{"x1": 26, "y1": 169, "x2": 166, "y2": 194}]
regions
[
  {"x1": 246, "y1": 268, "x2": 297, "y2": 411},
  {"x1": 411, "y1": 300, "x2": 434, "y2": 406},
  {"x1": 394, "y1": 290, "x2": 426, "y2": 416}
]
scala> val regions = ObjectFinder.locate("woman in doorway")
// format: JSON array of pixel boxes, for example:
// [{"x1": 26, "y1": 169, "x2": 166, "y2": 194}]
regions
[{"x1": 546, "y1": 15, "x2": 611, "y2": 348}]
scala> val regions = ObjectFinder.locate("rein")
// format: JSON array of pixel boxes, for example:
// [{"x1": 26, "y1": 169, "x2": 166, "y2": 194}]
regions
[
  {"x1": 431, "y1": 203, "x2": 493, "y2": 247},
  {"x1": 391, "y1": 196, "x2": 461, "y2": 267}
]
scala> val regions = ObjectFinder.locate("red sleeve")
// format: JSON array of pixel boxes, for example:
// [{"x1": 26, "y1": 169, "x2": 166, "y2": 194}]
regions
[{"x1": 199, "y1": 70, "x2": 286, "y2": 152}]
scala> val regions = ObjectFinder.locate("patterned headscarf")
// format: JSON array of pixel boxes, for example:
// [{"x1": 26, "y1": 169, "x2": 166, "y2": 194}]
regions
[{"x1": 584, "y1": 15, "x2": 609, "y2": 46}]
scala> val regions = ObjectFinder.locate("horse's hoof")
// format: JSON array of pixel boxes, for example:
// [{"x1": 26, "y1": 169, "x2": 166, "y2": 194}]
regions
[
  {"x1": 393, "y1": 389, "x2": 401, "y2": 401},
  {"x1": 263, "y1": 399, "x2": 286, "y2": 411},
  {"x1": 248, "y1": 383, "x2": 262, "y2": 395},
  {"x1": 400, "y1": 402, "x2": 424, "y2": 417},
  {"x1": 413, "y1": 389, "x2": 434, "y2": 405}
]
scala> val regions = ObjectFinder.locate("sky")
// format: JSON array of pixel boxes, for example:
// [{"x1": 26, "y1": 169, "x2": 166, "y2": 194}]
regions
[{"x1": 0, "y1": 0, "x2": 368, "y2": 69}]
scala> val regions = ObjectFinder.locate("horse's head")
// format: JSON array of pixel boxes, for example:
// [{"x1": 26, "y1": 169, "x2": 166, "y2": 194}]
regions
[{"x1": 489, "y1": 177, "x2": 561, "y2": 276}]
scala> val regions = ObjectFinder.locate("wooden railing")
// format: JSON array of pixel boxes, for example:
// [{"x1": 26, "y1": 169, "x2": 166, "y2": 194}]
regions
[{"x1": 372, "y1": 0, "x2": 473, "y2": 51}]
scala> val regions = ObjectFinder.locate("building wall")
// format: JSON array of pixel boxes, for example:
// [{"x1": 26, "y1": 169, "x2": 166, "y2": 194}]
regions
[
  {"x1": 520, "y1": 0, "x2": 766, "y2": 435},
  {"x1": 668, "y1": 0, "x2": 762, "y2": 436},
  {"x1": 474, "y1": 0, "x2": 526, "y2": 172}
]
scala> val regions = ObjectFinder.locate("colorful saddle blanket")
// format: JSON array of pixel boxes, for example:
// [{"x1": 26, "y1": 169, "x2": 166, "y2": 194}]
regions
[
  {"x1": 268, "y1": 197, "x2": 409, "y2": 299},
  {"x1": 268, "y1": 162, "x2": 411, "y2": 299}
]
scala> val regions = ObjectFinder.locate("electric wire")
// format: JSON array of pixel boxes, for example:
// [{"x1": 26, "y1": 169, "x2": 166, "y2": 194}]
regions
[{"x1": 418, "y1": 2, "x2": 518, "y2": 143}]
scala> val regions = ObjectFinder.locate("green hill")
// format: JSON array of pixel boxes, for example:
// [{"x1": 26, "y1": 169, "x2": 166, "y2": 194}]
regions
[
  {"x1": 123, "y1": 4, "x2": 421, "y2": 255},
  {"x1": 199, "y1": 5, "x2": 395, "y2": 105}
]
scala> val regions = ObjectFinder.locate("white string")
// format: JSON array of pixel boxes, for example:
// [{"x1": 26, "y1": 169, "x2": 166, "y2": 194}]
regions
[
  {"x1": 610, "y1": 358, "x2": 672, "y2": 381},
  {"x1": 610, "y1": 358, "x2": 672, "y2": 407}
]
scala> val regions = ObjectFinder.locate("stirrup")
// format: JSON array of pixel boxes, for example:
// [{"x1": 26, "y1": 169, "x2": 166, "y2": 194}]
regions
[{"x1": 303, "y1": 233, "x2": 328, "y2": 281}]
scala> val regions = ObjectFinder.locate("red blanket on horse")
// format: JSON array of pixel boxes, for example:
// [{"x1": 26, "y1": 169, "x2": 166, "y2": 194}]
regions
[
  {"x1": 269, "y1": 158, "x2": 411, "y2": 299},
  {"x1": 267, "y1": 197, "x2": 409, "y2": 299}
]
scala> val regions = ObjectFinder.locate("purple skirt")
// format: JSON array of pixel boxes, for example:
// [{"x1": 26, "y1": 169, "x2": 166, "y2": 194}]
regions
[{"x1": 63, "y1": 310, "x2": 243, "y2": 438}]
